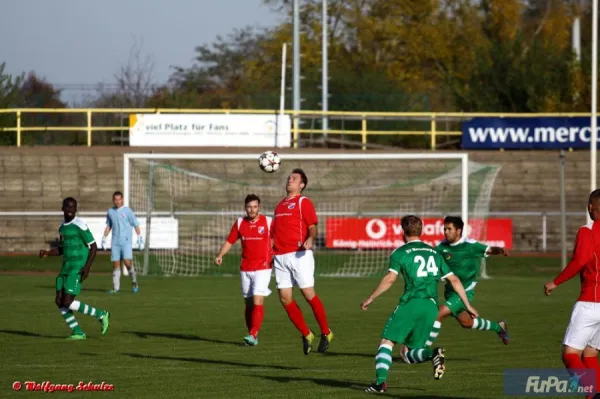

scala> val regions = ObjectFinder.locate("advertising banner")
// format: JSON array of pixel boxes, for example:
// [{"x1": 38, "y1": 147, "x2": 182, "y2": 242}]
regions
[
  {"x1": 325, "y1": 217, "x2": 512, "y2": 249},
  {"x1": 462, "y1": 117, "x2": 600, "y2": 149},
  {"x1": 129, "y1": 113, "x2": 291, "y2": 147}
]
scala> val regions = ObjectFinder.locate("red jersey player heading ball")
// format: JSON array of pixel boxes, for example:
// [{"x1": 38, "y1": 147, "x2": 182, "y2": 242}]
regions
[
  {"x1": 272, "y1": 168, "x2": 333, "y2": 355},
  {"x1": 215, "y1": 194, "x2": 272, "y2": 347},
  {"x1": 545, "y1": 189, "x2": 600, "y2": 396}
]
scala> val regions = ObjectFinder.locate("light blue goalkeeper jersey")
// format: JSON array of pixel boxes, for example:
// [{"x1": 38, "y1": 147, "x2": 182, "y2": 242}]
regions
[{"x1": 106, "y1": 206, "x2": 139, "y2": 244}]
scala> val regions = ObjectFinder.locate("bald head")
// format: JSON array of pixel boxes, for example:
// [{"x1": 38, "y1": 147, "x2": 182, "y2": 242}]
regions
[{"x1": 589, "y1": 189, "x2": 600, "y2": 221}]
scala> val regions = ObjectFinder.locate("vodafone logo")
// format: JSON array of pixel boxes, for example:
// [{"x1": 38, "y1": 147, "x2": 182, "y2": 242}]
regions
[{"x1": 365, "y1": 219, "x2": 387, "y2": 239}]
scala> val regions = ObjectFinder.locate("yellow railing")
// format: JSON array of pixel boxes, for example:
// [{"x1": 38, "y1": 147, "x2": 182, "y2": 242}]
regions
[{"x1": 0, "y1": 108, "x2": 594, "y2": 149}]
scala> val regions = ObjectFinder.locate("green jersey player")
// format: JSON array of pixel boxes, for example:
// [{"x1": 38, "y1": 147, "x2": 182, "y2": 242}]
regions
[
  {"x1": 361, "y1": 215, "x2": 478, "y2": 394},
  {"x1": 400, "y1": 216, "x2": 509, "y2": 362},
  {"x1": 40, "y1": 197, "x2": 110, "y2": 340}
]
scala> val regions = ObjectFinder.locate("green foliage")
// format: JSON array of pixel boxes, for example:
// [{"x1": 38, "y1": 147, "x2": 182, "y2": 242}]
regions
[
  {"x1": 0, "y1": 63, "x2": 23, "y2": 145},
  {"x1": 170, "y1": 1, "x2": 591, "y2": 120},
  {"x1": 3, "y1": 1, "x2": 596, "y2": 147}
]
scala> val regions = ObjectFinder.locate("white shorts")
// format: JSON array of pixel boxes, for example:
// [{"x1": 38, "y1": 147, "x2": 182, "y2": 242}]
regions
[
  {"x1": 273, "y1": 250, "x2": 315, "y2": 289},
  {"x1": 563, "y1": 301, "x2": 600, "y2": 350},
  {"x1": 240, "y1": 269, "x2": 272, "y2": 299}
]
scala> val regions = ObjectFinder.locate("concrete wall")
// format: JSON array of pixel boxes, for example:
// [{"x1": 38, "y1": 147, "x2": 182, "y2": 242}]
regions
[{"x1": 0, "y1": 147, "x2": 594, "y2": 252}]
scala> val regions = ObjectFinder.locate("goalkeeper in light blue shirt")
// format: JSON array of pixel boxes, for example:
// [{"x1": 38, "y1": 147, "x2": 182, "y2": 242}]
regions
[{"x1": 102, "y1": 191, "x2": 143, "y2": 294}]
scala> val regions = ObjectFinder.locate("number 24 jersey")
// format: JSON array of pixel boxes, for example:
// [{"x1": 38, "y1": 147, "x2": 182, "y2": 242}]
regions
[{"x1": 388, "y1": 240, "x2": 454, "y2": 305}]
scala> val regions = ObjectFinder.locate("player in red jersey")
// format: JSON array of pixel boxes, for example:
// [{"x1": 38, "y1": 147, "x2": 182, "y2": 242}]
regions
[
  {"x1": 272, "y1": 168, "x2": 333, "y2": 355},
  {"x1": 215, "y1": 194, "x2": 273, "y2": 346},
  {"x1": 545, "y1": 190, "x2": 600, "y2": 396}
]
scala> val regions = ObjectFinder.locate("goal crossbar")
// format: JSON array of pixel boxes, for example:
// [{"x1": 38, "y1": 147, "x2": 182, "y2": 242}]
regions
[
  {"x1": 123, "y1": 152, "x2": 482, "y2": 277},
  {"x1": 123, "y1": 152, "x2": 470, "y2": 230}
]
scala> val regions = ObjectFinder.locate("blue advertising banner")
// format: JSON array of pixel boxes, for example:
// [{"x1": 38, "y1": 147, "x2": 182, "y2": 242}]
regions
[{"x1": 461, "y1": 117, "x2": 600, "y2": 149}]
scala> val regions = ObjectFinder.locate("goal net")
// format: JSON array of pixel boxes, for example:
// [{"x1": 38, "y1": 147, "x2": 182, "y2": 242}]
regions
[{"x1": 124, "y1": 153, "x2": 501, "y2": 277}]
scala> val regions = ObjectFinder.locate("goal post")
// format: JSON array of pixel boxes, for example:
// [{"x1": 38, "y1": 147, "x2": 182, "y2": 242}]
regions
[{"x1": 123, "y1": 152, "x2": 500, "y2": 277}]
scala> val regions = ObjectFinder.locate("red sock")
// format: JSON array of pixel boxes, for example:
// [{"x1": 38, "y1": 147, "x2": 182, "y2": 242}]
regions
[
  {"x1": 283, "y1": 300, "x2": 310, "y2": 336},
  {"x1": 308, "y1": 295, "x2": 330, "y2": 335},
  {"x1": 583, "y1": 356, "x2": 600, "y2": 394},
  {"x1": 564, "y1": 353, "x2": 595, "y2": 391},
  {"x1": 564, "y1": 353, "x2": 586, "y2": 369},
  {"x1": 249, "y1": 305, "x2": 264, "y2": 338},
  {"x1": 244, "y1": 303, "x2": 253, "y2": 332}
]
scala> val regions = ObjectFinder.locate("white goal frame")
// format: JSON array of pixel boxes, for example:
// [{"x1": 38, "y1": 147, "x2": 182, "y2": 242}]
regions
[
  {"x1": 123, "y1": 152, "x2": 470, "y2": 230},
  {"x1": 123, "y1": 152, "x2": 471, "y2": 276}
]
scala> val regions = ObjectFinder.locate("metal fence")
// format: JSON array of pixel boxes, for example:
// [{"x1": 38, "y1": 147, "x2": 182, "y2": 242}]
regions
[
  {"x1": 0, "y1": 210, "x2": 584, "y2": 254},
  {"x1": 0, "y1": 108, "x2": 596, "y2": 149}
]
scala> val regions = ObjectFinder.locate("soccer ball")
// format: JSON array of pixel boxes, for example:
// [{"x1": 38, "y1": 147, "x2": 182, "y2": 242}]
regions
[{"x1": 258, "y1": 151, "x2": 281, "y2": 173}]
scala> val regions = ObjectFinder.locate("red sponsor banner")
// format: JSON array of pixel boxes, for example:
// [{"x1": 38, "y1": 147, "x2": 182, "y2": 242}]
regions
[{"x1": 325, "y1": 218, "x2": 512, "y2": 250}]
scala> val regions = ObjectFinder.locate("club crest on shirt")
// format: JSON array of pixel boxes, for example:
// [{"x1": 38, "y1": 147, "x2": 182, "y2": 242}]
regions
[
  {"x1": 443, "y1": 252, "x2": 452, "y2": 261},
  {"x1": 287, "y1": 203, "x2": 296, "y2": 210},
  {"x1": 258, "y1": 226, "x2": 265, "y2": 234}
]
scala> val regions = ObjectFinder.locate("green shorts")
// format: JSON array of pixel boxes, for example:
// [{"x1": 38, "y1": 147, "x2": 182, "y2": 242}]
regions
[
  {"x1": 380, "y1": 298, "x2": 438, "y2": 348},
  {"x1": 56, "y1": 273, "x2": 83, "y2": 296},
  {"x1": 444, "y1": 290, "x2": 475, "y2": 317}
]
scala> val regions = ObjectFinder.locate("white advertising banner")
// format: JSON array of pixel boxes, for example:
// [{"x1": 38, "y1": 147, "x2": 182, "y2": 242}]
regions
[
  {"x1": 129, "y1": 113, "x2": 291, "y2": 147},
  {"x1": 85, "y1": 217, "x2": 178, "y2": 249}
]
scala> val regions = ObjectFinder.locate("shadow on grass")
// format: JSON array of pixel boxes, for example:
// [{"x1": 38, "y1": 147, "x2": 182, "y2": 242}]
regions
[
  {"x1": 35, "y1": 285, "x2": 108, "y2": 293},
  {"x1": 123, "y1": 353, "x2": 300, "y2": 371},
  {"x1": 124, "y1": 330, "x2": 243, "y2": 346},
  {"x1": 246, "y1": 374, "x2": 436, "y2": 396},
  {"x1": 323, "y1": 351, "x2": 473, "y2": 363},
  {"x1": 0, "y1": 329, "x2": 64, "y2": 339}
]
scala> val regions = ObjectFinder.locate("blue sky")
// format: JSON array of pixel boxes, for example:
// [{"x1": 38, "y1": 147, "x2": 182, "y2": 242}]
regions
[{"x1": 1, "y1": 0, "x2": 282, "y2": 86}]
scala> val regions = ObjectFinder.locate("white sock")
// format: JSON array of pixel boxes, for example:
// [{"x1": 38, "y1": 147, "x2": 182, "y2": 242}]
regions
[
  {"x1": 68, "y1": 300, "x2": 81, "y2": 311},
  {"x1": 128, "y1": 266, "x2": 137, "y2": 284},
  {"x1": 113, "y1": 268, "x2": 121, "y2": 291}
]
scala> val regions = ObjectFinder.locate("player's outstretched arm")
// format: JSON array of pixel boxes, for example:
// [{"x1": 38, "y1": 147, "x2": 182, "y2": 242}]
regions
[
  {"x1": 214, "y1": 242, "x2": 233, "y2": 266},
  {"x1": 39, "y1": 248, "x2": 62, "y2": 257},
  {"x1": 446, "y1": 274, "x2": 479, "y2": 318},
  {"x1": 361, "y1": 271, "x2": 397, "y2": 311},
  {"x1": 487, "y1": 246, "x2": 508, "y2": 256},
  {"x1": 546, "y1": 228, "x2": 594, "y2": 295},
  {"x1": 80, "y1": 242, "x2": 98, "y2": 281}
]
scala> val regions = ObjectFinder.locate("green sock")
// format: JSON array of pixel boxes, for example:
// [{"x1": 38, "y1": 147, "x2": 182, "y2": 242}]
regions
[
  {"x1": 73, "y1": 300, "x2": 105, "y2": 320},
  {"x1": 472, "y1": 317, "x2": 500, "y2": 332},
  {"x1": 61, "y1": 308, "x2": 84, "y2": 335},
  {"x1": 404, "y1": 347, "x2": 434, "y2": 364},
  {"x1": 375, "y1": 344, "x2": 393, "y2": 384},
  {"x1": 425, "y1": 321, "x2": 442, "y2": 347}
]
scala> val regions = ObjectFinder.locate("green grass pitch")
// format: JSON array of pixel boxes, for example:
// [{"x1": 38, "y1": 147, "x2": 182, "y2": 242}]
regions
[{"x1": 0, "y1": 254, "x2": 580, "y2": 398}]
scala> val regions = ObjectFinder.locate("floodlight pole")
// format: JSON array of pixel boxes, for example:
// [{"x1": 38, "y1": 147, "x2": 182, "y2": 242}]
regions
[{"x1": 591, "y1": 0, "x2": 598, "y2": 225}]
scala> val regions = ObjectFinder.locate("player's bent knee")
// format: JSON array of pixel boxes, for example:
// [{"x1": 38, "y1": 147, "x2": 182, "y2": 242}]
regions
[
  {"x1": 300, "y1": 287, "x2": 316, "y2": 301},
  {"x1": 563, "y1": 345, "x2": 584, "y2": 356},
  {"x1": 61, "y1": 295, "x2": 75, "y2": 308},
  {"x1": 278, "y1": 290, "x2": 293, "y2": 306},
  {"x1": 460, "y1": 320, "x2": 474, "y2": 329},
  {"x1": 253, "y1": 296, "x2": 265, "y2": 306},
  {"x1": 583, "y1": 345, "x2": 599, "y2": 357}
]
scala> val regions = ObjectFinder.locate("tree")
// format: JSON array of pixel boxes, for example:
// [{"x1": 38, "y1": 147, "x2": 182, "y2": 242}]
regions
[
  {"x1": 94, "y1": 37, "x2": 157, "y2": 108},
  {"x1": 158, "y1": 27, "x2": 273, "y2": 109},
  {"x1": 17, "y1": 73, "x2": 73, "y2": 145},
  {"x1": 438, "y1": 0, "x2": 584, "y2": 112},
  {"x1": 0, "y1": 62, "x2": 23, "y2": 108},
  {"x1": 0, "y1": 63, "x2": 24, "y2": 145}
]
